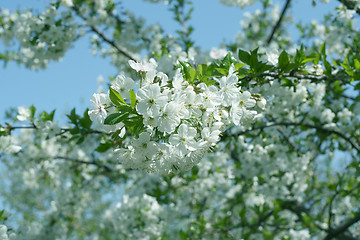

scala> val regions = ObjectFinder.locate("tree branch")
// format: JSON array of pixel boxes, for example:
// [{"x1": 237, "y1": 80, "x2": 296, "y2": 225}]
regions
[
  {"x1": 224, "y1": 121, "x2": 360, "y2": 153},
  {"x1": 71, "y1": 6, "x2": 138, "y2": 61},
  {"x1": 242, "y1": 70, "x2": 350, "y2": 84},
  {"x1": 52, "y1": 156, "x2": 113, "y2": 172},
  {"x1": 89, "y1": 26, "x2": 138, "y2": 61},
  {"x1": 324, "y1": 212, "x2": 360, "y2": 240},
  {"x1": 7, "y1": 125, "x2": 106, "y2": 135},
  {"x1": 266, "y1": 0, "x2": 291, "y2": 45}
]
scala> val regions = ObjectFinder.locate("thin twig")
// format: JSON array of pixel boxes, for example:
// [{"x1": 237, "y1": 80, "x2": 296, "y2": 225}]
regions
[
  {"x1": 7, "y1": 125, "x2": 106, "y2": 135},
  {"x1": 90, "y1": 26, "x2": 138, "y2": 61},
  {"x1": 266, "y1": 0, "x2": 292, "y2": 45},
  {"x1": 72, "y1": 6, "x2": 138, "y2": 61},
  {"x1": 53, "y1": 156, "x2": 112, "y2": 172}
]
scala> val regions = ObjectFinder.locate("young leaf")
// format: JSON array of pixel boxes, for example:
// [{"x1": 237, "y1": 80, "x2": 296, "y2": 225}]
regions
[
  {"x1": 238, "y1": 49, "x2": 251, "y2": 65},
  {"x1": 79, "y1": 109, "x2": 92, "y2": 129},
  {"x1": 354, "y1": 59, "x2": 360, "y2": 70},
  {"x1": 278, "y1": 51, "x2": 290, "y2": 71},
  {"x1": 129, "y1": 89, "x2": 137, "y2": 109},
  {"x1": 95, "y1": 142, "x2": 114, "y2": 152},
  {"x1": 29, "y1": 105, "x2": 36, "y2": 122},
  {"x1": 104, "y1": 112, "x2": 129, "y2": 125},
  {"x1": 109, "y1": 87, "x2": 126, "y2": 107}
]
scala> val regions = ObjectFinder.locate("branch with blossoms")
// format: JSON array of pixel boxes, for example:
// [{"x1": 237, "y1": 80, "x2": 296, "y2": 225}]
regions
[
  {"x1": 88, "y1": 26, "x2": 138, "y2": 62},
  {"x1": 223, "y1": 121, "x2": 360, "y2": 153},
  {"x1": 70, "y1": 6, "x2": 138, "y2": 61},
  {"x1": 324, "y1": 212, "x2": 360, "y2": 240},
  {"x1": 48, "y1": 156, "x2": 113, "y2": 172},
  {"x1": 338, "y1": 0, "x2": 360, "y2": 15}
]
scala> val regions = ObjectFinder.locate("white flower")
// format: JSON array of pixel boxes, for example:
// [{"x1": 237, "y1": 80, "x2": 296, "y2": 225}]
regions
[
  {"x1": 155, "y1": 101, "x2": 180, "y2": 133},
  {"x1": 111, "y1": 75, "x2": 134, "y2": 99},
  {"x1": 169, "y1": 124, "x2": 198, "y2": 156},
  {"x1": 257, "y1": 98, "x2": 267, "y2": 110},
  {"x1": 0, "y1": 136, "x2": 21, "y2": 154},
  {"x1": 172, "y1": 69, "x2": 187, "y2": 91},
  {"x1": 132, "y1": 132, "x2": 157, "y2": 159},
  {"x1": 321, "y1": 108, "x2": 335, "y2": 123},
  {"x1": 137, "y1": 84, "x2": 168, "y2": 118},
  {"x1": 338, "y1": 108, "x2": 352, "y2": 123},
  {"x1": 209, "y1": 47, "x2": 228, "y2": 59},
  {"x1": 142, "y1": 69, "x2": 157, "y2": 86},
  {"x1": 39, "y1": 120, "x2": 60, "y2": 138},
  {"x1": 238, "y1": 91, "x2": 256, "y2": 108},
  {"x1": 218, "y1": 73, "x2": 240, "y2": 106},
  {"x1": 230, "y1": 104, "x2": 244, "y2": 125},
  {"x1": 267, "y1": 49, "x2": 279, "y2": 65},
  {"x1": 198, "y1": 83, "x2": 221, "y2": 110},
  {"x1": 88, "y1": 93, "x2": 108, "y2": 123},
  {"x1": 230, "y1": 91, "x2": 256, "y2": 125},
  {"x1": 128, "y1": 58, "x2": 158, "y2": 72},
  {"x1": 61, "y1": 0, "x2": 74, "y2": 7},
  {"x1": 201, "y1": 127, "x2": 221, "y2": 144},
  {"x1": 17, "y1": 106, "x2": 31, "y2": 121},
  {"x1": 115, "y1": 146, "x2": 135, "y2": 168},
  {"x1": 0, "y1": 225, "x2": 8, "y2": 240}
]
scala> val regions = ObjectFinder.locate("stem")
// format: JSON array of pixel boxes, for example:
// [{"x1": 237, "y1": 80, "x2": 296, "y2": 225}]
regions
[{"x1": 266, "y1": 0, "x2": 291, "y2": 45}]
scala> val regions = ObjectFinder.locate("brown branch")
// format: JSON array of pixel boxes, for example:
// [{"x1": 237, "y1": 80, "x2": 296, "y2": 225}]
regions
[
  {"x1": 89, "y1": 26, "x2": 138, "y2": 61},
  {"x1": 52, "y1": 156, "x2": 112, "y2": 172},
  {"x1": 71, "y1": 6, "x2": 138, "y2": 61},
  {"x1": 223, "y1": 121, "x2": 360, "y2": 153},
  {"x1": 266, "y1": 0, "x2": 292, "y2": 45},
  {"x1": 8, "y1": 125, "x2": 106, "y2": 135},
  {"x1": 242, "y1": 71, "x2": 350, "y2": 84},
  {"x1": 324, "y1": 212, "x2": 360, "y2": 240}
]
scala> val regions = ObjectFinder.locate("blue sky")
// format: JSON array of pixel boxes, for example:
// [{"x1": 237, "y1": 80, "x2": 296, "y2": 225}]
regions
[{"x1": 0, "y1": 0, "x2": 339, "y2": 123}]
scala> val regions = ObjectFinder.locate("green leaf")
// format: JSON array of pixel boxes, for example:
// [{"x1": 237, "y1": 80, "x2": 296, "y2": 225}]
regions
[
  {"x1": 324, "y1": 60, "x2": 332, "y2": 75},
  {"x1": 104, "y1": 112, "x2": 130, "y2": 125},
  {"x1": 67, "y1": 108, "x2": 78, "y2": 125},
  {"x1": 129, "y1": 89, "x2": 137, "y2": 109},
  {"x1": 354, "y1": 59, "x2": 360, "y2": 70},
  {"x1": 189, "y1": 67, "x2": 196, "y2": 82},
  {"x1": 216, "y1": 68, "x2": 228, "y2": 75},
  {"x1": 0, "y1": 209, "x2": 4, "y2": 219},
  {"x1": 249, "y1": 48, "x2": 259, "y2": 70},
  {"x1": 355, "y1": 82, "x2": 360, "y2": 90},
  {"x1": 40, "y1": 110, "x2": 55, "y2": 121},
  {"x1": 238, "y1": 49, "x2": 251, "y2": 64},
  {"x1": 76, "y1": 136, "x2": 85, "y2": 144},
  {"x1": 321, "y1": 42, "x2": 326, "y2": 58},
  {"x1": 198, "y1": 64, "x2": 207, "y2": 76},
  {"x1": 278, "y1": 51, "x2": 290, "y2": 70},
  {"x1": 234, "y1": 62, "x2": 246, "y2": 70},
  {"x1": 302, "y1": 57, "x2": 316, "y2": 64},
  {"x1": 29, "y1": 105, "x2": 36, "y2": 122},
  {"x1": 109, "y1": 87, "x2": 126, "y2": 107},
  {"x1": 95, "y1": 142, "x2": 114, "y2": 152},
  {"x1": 79, "y1": 109, "x2": 92, "y2": 129}
]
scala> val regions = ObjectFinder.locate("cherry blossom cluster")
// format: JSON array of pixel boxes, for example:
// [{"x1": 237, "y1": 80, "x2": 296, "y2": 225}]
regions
[
  {"x1": 220, "y1": 0, "x2": 257, "y2": 8},
  {"x1": 0, "y1": 6, "x2": 78, "y2": 69},
  {"x1": 88, "y1": 58, "x2": 264, "y2": 174},
  {"x1": 0, "y1": 224, "x2": 16, "y2": 240}
]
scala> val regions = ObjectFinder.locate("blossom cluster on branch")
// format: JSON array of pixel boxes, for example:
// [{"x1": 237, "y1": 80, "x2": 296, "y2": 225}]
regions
[{"x1": 1, "y1": 0, "x2": 360, "y2": 239}]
